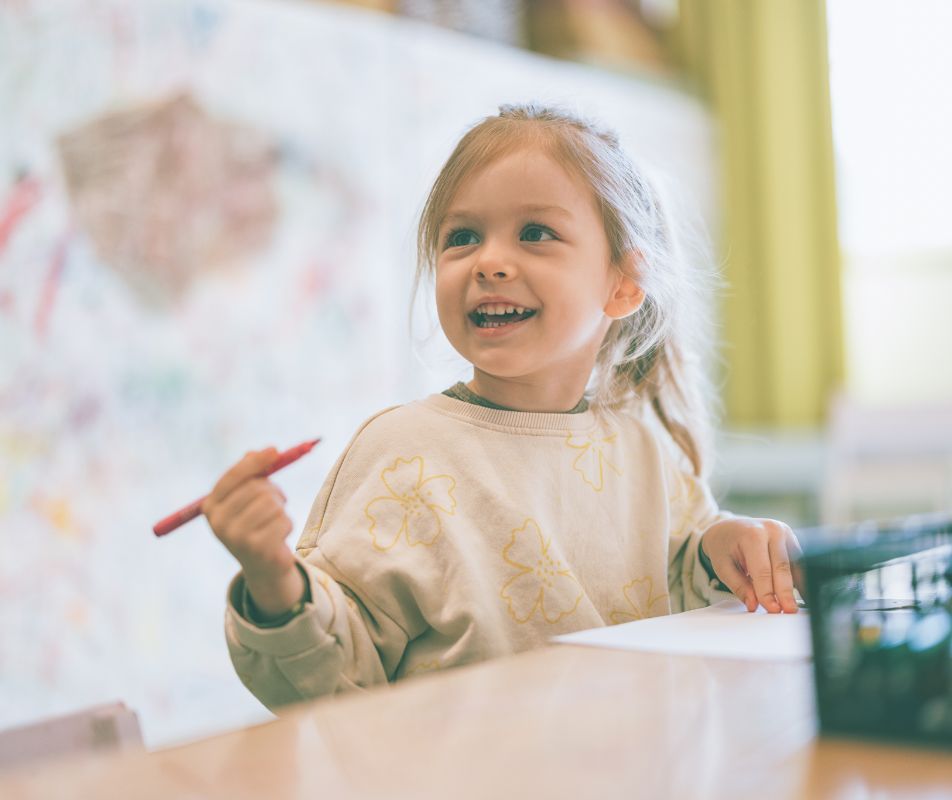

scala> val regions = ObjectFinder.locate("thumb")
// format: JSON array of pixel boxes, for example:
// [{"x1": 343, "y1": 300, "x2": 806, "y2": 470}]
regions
[
  {"x1": 208, "y1": 446, "x2": 280, "y2": 505},
  {"x1": 254, "y1": 447, "x2": 280, "y2": 470}
]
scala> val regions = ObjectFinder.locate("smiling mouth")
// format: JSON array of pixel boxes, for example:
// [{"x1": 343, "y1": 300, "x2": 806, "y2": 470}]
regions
[{"x1": 469, "y1": 308, "x2": 537, "y2": 328}]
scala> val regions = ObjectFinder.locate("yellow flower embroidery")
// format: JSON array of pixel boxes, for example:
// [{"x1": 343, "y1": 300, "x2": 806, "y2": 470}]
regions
[
  {"x1": 405, "y1": 660, "x2": 442, "y2": 678},
  {"x1": 668, "y1": 467, "x2": 702, "y2": 536},
  {"x1": 565, "y1": 428, "x2": 621, "y2": 492},
  {"x1": 500, "y1": 519, "x2": 583, "y2": 624},
  {"x1": 609, "y1": 577, "x2": 668, "y2": 624},
  {"x1": 365, "y1": 456, "x2": 456, "y2": 550}
]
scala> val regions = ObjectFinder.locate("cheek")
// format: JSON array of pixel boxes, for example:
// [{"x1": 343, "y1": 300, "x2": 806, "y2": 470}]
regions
[{"x1": 434, "y1": 272, "x2": 459, "y2": 329}]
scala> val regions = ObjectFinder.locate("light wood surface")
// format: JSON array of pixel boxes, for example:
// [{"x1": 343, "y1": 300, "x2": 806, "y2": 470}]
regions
[{"x1": 1, "y1": 644, "x2": 949, "y2": 799}]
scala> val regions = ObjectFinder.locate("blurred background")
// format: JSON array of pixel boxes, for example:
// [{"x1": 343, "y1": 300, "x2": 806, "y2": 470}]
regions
[{"x1": 1, "y1": 0, "x2": 949, "y2": 751}]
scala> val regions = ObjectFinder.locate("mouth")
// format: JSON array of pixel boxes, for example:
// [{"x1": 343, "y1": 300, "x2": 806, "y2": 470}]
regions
[{"x1": 468, "y1": 302, "x2": 538, "y2": 329}]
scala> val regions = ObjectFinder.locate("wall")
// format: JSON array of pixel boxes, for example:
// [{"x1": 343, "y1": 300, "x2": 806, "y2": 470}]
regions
[{"x1": 0, "y1": 0, "x2": 715, "y2": 748}]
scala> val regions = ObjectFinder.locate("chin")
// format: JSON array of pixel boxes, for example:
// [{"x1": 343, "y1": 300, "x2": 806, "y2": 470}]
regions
[{"x1": 472, "y1": 362, "x2": 534, "y2": 381}]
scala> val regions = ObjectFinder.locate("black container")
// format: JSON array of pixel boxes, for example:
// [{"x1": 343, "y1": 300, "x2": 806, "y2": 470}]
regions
[{"x1": 799, "y1": 513, "x2": 952, "y2": 747}]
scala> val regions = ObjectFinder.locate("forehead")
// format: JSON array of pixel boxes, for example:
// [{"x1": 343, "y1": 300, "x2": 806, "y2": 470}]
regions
[{"x1": 446, "y1": 148, "x2": 598, "y2": 216}]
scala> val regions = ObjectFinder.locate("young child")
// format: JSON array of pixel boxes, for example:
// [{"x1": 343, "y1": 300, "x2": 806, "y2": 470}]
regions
[{"x1": 205, "y1": 104, "x2": 803, "y2": 711}]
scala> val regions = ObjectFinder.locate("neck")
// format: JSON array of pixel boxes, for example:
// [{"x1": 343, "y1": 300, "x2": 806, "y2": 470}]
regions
[{"x1": 468, "y1": 370, "x2": 588, "y2": 413}]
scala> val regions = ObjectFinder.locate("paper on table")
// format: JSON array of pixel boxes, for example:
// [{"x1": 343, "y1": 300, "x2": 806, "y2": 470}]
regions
[{"x1": 553, "y1": 598, "x2": 813, "y2": 661}]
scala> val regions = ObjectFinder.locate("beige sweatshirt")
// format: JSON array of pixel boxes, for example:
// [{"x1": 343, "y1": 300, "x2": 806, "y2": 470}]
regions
[{"x1": 225, "y1": 394, "x2": 730, "y2": 711}]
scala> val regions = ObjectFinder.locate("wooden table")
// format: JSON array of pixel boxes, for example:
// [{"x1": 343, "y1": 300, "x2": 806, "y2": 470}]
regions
[{"x1": 1, "y1": 644, "x2": 949, "y2": 799}]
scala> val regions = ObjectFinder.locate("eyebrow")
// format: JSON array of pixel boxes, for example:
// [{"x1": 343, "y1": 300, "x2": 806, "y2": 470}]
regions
[{"x1": 439, "y1": 204, "x2": 573, "y2": 227}]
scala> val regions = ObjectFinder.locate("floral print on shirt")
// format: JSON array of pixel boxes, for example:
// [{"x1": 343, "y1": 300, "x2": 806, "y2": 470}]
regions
[
  {"x1": 565, "y1": 428, "x2": 621, "y2": 492},
  {"x1": 365, "y1": 456, "x2": 456, "y2": 550},
  {"x1": 500, "y1": 518, "x2": 583, "y2": 624},
  {"x1": 609, "y1": 576, "x2": 669, "y2": 623}
]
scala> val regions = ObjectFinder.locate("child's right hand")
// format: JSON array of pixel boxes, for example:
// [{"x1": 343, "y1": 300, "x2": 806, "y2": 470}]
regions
[{"x1": 202, "y1": 448, "x2": 295, "y2": 581}]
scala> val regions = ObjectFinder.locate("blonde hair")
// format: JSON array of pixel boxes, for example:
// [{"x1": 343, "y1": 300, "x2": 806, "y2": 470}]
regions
[{"x1": 416, "y1": 104, "x2": 719, "y2": 476}]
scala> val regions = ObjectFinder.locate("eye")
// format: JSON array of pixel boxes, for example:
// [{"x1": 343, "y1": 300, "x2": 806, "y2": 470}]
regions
[
  {"x1": 444, "y1": 228, "x2": 479, "y2": 248},
  {"x1": 521, "y1": 224, "x2": 556, "y2": 243}
]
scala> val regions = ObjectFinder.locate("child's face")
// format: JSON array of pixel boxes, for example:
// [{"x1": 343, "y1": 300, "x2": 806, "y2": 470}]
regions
[{"x1": 435, "y1": 148, "x2": 628, "y2": 399}]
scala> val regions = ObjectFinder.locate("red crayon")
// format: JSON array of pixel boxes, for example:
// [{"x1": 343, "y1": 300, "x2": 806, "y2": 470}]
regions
[{"x1": 152, "y1": 438, "x2": 321, "y2": 537}]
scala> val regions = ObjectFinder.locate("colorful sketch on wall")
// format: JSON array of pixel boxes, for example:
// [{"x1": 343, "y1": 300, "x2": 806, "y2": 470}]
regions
[
  {"x1": 0, "y1": 0, "x2": 714, "y2": 748},
  {"x1": 58, "y1": 91, "x2": 278, "y2": 307}
]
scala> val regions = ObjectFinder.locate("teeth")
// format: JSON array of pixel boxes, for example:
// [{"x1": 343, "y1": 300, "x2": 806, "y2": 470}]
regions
[{"x1": 475, "y1": 303, "x2": 531, "y2": 315}]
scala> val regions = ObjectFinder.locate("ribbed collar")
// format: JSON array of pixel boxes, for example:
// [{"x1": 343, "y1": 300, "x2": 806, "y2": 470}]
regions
[
  {"x1": 442, "y1": 381, "x2": 590, "y2": 414},
  {"x1": 421, "y1": 392, "x2": 597, "y2": 434}
]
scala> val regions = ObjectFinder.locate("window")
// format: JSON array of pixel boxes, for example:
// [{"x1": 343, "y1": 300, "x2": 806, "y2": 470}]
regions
[{"x1": 827, "y1": 0, "x2": 952, "y2": 404}]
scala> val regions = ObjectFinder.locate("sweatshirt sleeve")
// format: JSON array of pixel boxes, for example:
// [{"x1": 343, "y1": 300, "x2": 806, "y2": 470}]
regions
[
  {"x1": 224, "y1": 409, "x2": 410, "y2": 712},
  {"x1": 224, "y1": 555, "x2": 401, "y2": 711},
  {"x1": 659, "y1": 434, "x2": 735, "y2": 613}
]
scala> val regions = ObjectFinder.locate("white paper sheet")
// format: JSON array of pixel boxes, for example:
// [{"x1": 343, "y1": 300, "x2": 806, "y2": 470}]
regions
[{"x1": 553, "y1": 599, "x2": 813, "y2": 661}]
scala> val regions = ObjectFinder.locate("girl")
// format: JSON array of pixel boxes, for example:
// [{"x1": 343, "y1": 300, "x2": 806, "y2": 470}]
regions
[{"x1": 205, "y1": 104, "x2": 803, "y2": 710}]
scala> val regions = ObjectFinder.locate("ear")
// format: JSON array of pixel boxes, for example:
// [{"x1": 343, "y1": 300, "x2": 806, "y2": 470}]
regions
[{"x1": 604, "y1": 256, "x2": 645, "y2": 320}]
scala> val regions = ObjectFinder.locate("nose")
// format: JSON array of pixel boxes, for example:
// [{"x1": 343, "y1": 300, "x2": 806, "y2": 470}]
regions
[{"x1": 472, "y1": 242, "x2": 516, "y2": 282}]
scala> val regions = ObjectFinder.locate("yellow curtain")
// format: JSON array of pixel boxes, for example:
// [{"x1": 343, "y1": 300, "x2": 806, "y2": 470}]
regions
[{"x1": 672, "y1": 0, "x2": 844, "y2": 427}]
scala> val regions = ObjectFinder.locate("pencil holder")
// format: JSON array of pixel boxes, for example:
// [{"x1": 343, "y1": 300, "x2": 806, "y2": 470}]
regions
[{"x1": 800, "y1": 513, "x2": 952, "y2": 747}]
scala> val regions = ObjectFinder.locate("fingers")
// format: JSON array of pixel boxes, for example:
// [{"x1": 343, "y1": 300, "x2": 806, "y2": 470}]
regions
[
  {"x1": 766, "y1": 528, "x2": 798, "y2": 613},
  {"x1": 238, "y1": 511, "x2": 296, "y2": 575},
  {"x1": 787, "y1": 535, "x2": 806, "y2": 598},
  {"x1": 710, "y1": 557, "x2": 758, "y2": 612},
  {"x1": 205, "y1": 448, "x2": 279, "y2": 508},
  {"x1": 211, "y1": 478, "x2": 285, "y2": 526},
  {"x1": 704, "y1": 518, "x2": 804, "y2": 614},
  {"x1": 742, "y1": 525, "x2": 783, "y2": 613},
  {"x1": 212, "y1": 497, "x2": 293, "y2": 572},
  {"x1": 206, "y1": 480, "x2": 286, "y2": 541},
  {"x1": 742, "y1": 520, "x2": 804, "y2": 614},
  {"x1": 201, "y1": 447, "x2": 294, "y2": 577},
  {"x1": 236, "y1": 489, "x2": 286, "y2": 532}
]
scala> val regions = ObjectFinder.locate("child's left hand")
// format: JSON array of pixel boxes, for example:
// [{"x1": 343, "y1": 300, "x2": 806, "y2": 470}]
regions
[{"x1": 698, "y1": 517, "x2": 804, "y2": 613}]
